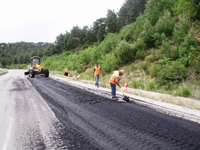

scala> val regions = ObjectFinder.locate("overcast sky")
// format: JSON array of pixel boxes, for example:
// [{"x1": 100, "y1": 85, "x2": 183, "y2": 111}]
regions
[{"x1": 0, "y1": 0, "x2": 125, "y2": 43}]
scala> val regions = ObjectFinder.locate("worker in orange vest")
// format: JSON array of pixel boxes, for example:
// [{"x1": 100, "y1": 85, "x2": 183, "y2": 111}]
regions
[
  {"x1": 109, "y1": 70, "x2": 124, "y2": 100},
  {"x1": 93, "y1": 63, "x2": 103, "y2": 88},
  {"x1": 64, "y1": 67, "x2": 70, "y2": 76}
]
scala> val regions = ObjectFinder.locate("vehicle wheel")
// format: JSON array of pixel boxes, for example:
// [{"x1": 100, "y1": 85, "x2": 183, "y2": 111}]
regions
[
  {"x1": 44, "y1": 69, "x2": 49, "y2": 77},
  {"x1": 31, "y1": 70, "x2": 35, "y2": 78}
]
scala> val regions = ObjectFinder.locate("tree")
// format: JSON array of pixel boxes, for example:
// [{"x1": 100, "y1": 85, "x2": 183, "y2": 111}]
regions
[
  {"x1": 85, "y1": 27, "x2": 97, "y2": 44},
  {"x1": 173, "y1": 14, "x2": 191, "y2": 44},
  {"x1": 13, "y1": 57, "x2": 18, "y2": 64},
  {"x1": 93, "y1": 18, "x2": 106, "y2": 42},
  {"x1": 144, "y1": 0, "x2": 174, "y2": 25},
  {"x1": 55, "y1": 33, "x2": 65, "y2": 53},
  {"x1": 173, "y1": 0, "x2": 200, "y2": 20},
  {"x1": 155, "y1": 10, "x2": 176, "y2": 36},
  {"x1": 105, "y1": 9, "x2": 118, "y2": 33},
  {"x1": 118, "y1": 0, "x2": 147, "y2": 26},
  {"x1": 1, "y1": 57, "x2": 7, "y2": 67},
  {"x1": 71, "y1": 26, "x2": 84, "y2": 46}
]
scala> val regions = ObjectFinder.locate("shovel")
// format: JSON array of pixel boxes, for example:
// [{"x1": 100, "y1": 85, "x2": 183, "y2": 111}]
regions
[{"x1": 121, "y1": 87, "x2": 130, "y2": 102}]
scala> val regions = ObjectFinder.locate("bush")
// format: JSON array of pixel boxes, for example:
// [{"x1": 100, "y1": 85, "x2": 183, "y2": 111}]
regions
[
  {"x1": 136, "y1": 50, "x2": 147, "y2": 59},
  {"x1": 193, "y1": 20, "x2": 200, "y2": 33},
  {"x1": 99, "y1": 54, "x2": 118, "y2": 73},
  {"x1": 160, "y1": 57, "x2": 172, "y2": 65},
  {"x1": 173, "y1": 14, "x2": 191, "y2": 44},
  {"x1": 181, "y1": 87, "x2": 191, "y2": 97},
  {"x1": 119, "y1": 23, "x2": 136, "y2": 42},
  {"x1": 139, "y1": 20, "x2": 155, "y2": 48},
  {"x1": 155, "y1": 10, "x2": 176, "y2": 36},
  {"x1": 144, "y1": 0, "x2": 174, "y2": 25},
  {"x1": 131, "y1": 16, "x2": 146, "y2": 41},
  {"x1": 178, "y1": 33, "x2": 197, "y2": 66},
  {"x1": 131, "y1": 80, "x2": 139, "y2": 88},
  {"x1": 156, "y1": 61, "x2": 187, "y2": 87},
  {"x1": 150, "y1": 48, "x2": 162, "y2": 61},
  {"x1": 190, "y1": 55, "x2": 200, "y2": 74},
  {"x1": 147, "y1": 82, "x2": 155, "y2": 91},
  {"x1": 6, "y1": 64, "x2": 27, "y2": 69},
  {"x1": 160, "y1": 40, "x2": 178, "y2": 60},
  {"x1": 79, "y1": 50, "x2": 91, "y2": 65},
  {"x1": 115, "y1": 40, "x2": 135, "y2": 64},
  {"x1": 97, "y1": 33, "x2": 120, "y2": 54},
  {"x1": 150, "y1": 64, "x2": 160, "y2": 77},
  {"x1": 172, "y1": 0, "x2": 200, "y2": 20},
  {"x1": 153, "y1": 33, "x2": 167, "y2": 48},
  {"x1": 133, "y1": 39, "x2": 147, "y2": 59},
  {"x1": 139, "y1": 62, "x2": 148, "y2": 71},
  {"x1": 145, "y1": 55, "x2": 155, "y2": 63},
  {"x1": 131, "y1": 80, "x2": 145, "y2": 89},
  {"x1": 91, "y1": 47, "x2": 102, "y2": 64}
]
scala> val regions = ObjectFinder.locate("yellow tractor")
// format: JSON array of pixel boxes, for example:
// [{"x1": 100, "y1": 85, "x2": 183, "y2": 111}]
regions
[{"x1": 24, "y1": 56, "x2": 49, "y2": 78}]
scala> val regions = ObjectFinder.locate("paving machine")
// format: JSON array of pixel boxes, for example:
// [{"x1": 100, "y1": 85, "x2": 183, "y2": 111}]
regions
[{"x1": 24, "y1": 56, "x2": 49, "y2": 78}]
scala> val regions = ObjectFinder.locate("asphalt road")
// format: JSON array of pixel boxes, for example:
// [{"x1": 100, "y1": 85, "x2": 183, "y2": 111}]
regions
[{"x1": 1, "y1": 70, "x2": 200, "y2": 150}]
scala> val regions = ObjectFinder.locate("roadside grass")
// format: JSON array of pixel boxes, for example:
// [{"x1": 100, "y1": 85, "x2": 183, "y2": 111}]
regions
[{"x1": 0, "y1": 69, "x2": 8, "y2": 76}]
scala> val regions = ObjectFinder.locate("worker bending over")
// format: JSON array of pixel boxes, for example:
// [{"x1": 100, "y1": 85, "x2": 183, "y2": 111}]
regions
[
  {"x1": 93, "y1": 63, "x2": 103, "y2": 88},
  {"x1": 109, "y1": 70, "x2": 124, "y2": 100}
]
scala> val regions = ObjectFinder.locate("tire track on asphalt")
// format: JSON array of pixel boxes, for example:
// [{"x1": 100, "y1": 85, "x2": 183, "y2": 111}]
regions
[{"x1": 28, "y1": 77, "x2": 98, "y2": 149}]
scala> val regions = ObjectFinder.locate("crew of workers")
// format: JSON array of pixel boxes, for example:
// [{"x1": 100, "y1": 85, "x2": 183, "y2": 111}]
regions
[
  {"x1": 92, "y1": 63, "x2": 124, "y2": 100},
  {"x1": 64, "y1": 63, "x2": 125, "y2": 100}
]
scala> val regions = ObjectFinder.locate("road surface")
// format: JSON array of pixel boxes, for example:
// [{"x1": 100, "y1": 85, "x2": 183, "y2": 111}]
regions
[{"x1": 0, "y1": 70, "x2": 200, "y2": 150}]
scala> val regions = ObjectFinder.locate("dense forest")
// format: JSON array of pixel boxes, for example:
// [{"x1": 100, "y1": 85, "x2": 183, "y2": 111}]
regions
[{"x1": 1, "y1": 0, "x2": 200, "y2": 99}]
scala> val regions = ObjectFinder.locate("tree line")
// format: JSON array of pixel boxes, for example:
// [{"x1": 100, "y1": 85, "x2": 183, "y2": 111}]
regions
[
  {"x1": 0, "y1": 42, "x2": 53, "y2": 67},
  {"x1": 0, "y1": 0, "x2": 147, "y2": 67}
]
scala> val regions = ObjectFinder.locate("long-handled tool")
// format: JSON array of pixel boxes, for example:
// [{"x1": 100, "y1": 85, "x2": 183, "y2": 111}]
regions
[{"x1": 121, "y1": 87, "x2": 130, "y2": 102}]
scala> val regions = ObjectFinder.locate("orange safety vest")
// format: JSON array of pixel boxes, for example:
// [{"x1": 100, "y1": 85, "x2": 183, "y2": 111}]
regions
[
  {"x1": 94, "y1": 66, "x2": 101, "y2": 75},
  {"x1": 65, "y1": 68, "x2": 69, "y2": 73},
  {"x1": 109, "y1": 71, "x2": 121, "y2": 84}
]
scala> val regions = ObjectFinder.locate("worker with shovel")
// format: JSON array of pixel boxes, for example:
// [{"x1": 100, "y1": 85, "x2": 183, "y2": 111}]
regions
[{"x1": 109, "y1": 70, "x2": 124, "y2": 100}]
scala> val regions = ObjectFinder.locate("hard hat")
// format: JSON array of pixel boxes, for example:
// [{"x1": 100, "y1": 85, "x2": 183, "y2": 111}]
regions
[{"x1": 119, "y1": 70, "x2": 124, "y2": 74}]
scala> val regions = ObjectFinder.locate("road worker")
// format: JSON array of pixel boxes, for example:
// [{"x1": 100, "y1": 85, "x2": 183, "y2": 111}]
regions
[
  {"x1": 92, "y1": 63, "x2": 103, "y2": 88},
  {"x1": 109, "y1": 70, "x2": 124, "y2": 100},
  {"x1": 64, "y1": 67, "x2": 70, "y2": 76}
]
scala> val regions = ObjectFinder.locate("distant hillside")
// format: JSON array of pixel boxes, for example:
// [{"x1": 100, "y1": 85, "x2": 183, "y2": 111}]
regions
[{"x1": 42, "y1": 0, "x2": 200, "y2": 99}]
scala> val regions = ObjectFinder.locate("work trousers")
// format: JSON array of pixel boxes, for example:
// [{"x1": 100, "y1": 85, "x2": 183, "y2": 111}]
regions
[
  {"x1": 110, "y1": 83, "x2": 116, "y2": 97},
  {"x1": 95, "y1": 75, "x2": 99, "y2": 87}
]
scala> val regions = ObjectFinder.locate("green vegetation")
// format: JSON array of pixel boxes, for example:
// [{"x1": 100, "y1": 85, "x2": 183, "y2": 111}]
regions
[
  {"x1": 1, "y1": 0, "x2": 200, "y2": 100},
  {"x1": 0, "y1": 69, "x2": 8, "y2": 76}
]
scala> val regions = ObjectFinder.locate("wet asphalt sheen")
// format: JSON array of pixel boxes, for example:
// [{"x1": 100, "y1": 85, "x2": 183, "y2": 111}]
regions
[{"x1": 0, "y1": 70, "x2": 200, "y2": 150}]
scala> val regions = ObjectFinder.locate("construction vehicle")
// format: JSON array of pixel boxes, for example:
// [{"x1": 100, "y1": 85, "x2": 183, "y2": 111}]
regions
[{"x1": 24, "y1": 56, "x2": 49, "y2": 78}]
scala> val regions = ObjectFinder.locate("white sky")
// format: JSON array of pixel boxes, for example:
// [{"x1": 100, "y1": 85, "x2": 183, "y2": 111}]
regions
[{"x1": 0, "y1": 0, "x2": 125, "y2": 43}]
